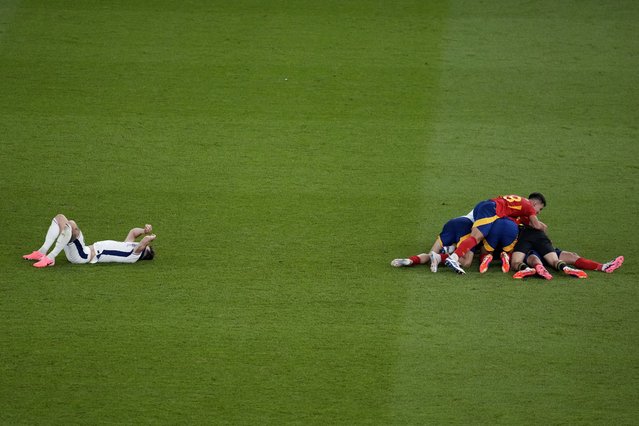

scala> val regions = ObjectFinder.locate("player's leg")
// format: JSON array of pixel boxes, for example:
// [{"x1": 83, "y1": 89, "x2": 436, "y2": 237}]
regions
[
  {"x1": 510, "y1": 251, "x2": 527, "y2": 271},
  {"x1": 450, "y1": 227, "x2": 485, "y2": 261},
  {"x1": 431, "y1": 217, "x2": 471, "y2": 273},
  {"x1": 63, "y1": 231, "x2": 93, "y2": 264},
  {"x1": 24, "y1": 214, "x2": 69, "y2": 261},
  {"x1": 524, "y1": 252, "x2": 553, "y2": 279},
  {"x1": 444, "y1": 202, "x2": 494, "y2": 274},
  {"x1": 391, "y1": 231, "x2": 448, "y2": 268},
  {"x1": 427, "y1": 237, "x2": 444, "y2": 272},
  {"x1": 391, "y1": 236, "x2": 442, "y2": 267},
  {"x1": 495, "y1": 218, "x2": 518, "y2": 273},
  {"x1": 559, "y1": 250, "x2": 602, "y2": 271},
  {"x1": 391, "y1": 253, "x2": 429, "y2": 267},
  {"x1": 560, "y1": 250, "x2": 623, "y2": 273},
  {"x1": 33, "y1": 215, "x2": 75, "y2": 268},
  {"x1": 479, "y1": 218, "x2": 517, "y2": 274},
  {"x1": 459, "y1": 250, "x2": 475, "y2": 269},
  {"x1": 543, "y1": 251, "x2": 587, "y2": 279}
]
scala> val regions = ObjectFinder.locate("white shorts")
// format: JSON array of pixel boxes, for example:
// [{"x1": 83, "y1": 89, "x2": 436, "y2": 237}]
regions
[{"x1": 64, "y1": 232, "x2": 93, "y2": 264}]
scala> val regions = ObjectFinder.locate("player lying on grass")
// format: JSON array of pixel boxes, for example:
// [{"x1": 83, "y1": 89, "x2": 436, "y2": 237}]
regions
[
  {"x1": 445, "y1": 193, "x2": 547, "y2": 275},
  {"x1": 514, "y1": 250, "x2": 624, "y2": 280},
  {"x1": 391, "y1": 215, "x2": 514, "y2": 273},
  {"x1": 510, "y1": 226, "x2": 589, "y2": 280},
  {"x1": 554, "y1": 251, "x2": 623, "y2": 274},
  {"x1": 511, "y1": 226, "x2": 623, "y2": 279},
  {"x1": 23, "y1": 214, "x2": 156, "y2": 268}
]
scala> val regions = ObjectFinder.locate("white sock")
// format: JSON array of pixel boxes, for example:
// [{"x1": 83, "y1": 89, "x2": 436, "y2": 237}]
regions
[
  {"x1": 47, "y1": 224, "x2": 72, "y2": 260},
  {"x1": 38, "y1": 219, "x2": 60, "y2": 254}
]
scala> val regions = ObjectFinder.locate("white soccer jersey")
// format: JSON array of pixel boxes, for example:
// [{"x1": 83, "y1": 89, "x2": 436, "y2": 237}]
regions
[{"x1": 90, "y1": 240, "x2": 143, "y2": 264}]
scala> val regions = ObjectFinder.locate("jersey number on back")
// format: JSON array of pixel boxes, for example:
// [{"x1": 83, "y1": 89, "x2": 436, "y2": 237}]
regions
[{"x1": 502, "y1": 195, "x2": 522, "y2": 203}]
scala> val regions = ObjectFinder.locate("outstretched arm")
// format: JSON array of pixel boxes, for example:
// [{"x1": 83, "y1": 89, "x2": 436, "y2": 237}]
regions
[
  {"x1": 528, "y1": 215, "x2": 547, "y2": 232},
  {"x1": 134, "y1": 234, "x2": 156, "y2": 254},
  {"x1": 126, "y1": 224, "x2": 153, "y2": 242}
]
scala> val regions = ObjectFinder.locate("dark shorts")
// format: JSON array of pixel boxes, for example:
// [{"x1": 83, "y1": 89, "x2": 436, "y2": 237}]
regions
[
  {"x1": 525, "y1": 248, "x2": 563, "y2": 266},
  {"x1": 483, "y1": 217, "x2": 519, "y2": 252},
  {"x1": 439, "y1": 216, "x2": 473, "y2": 247},
  {"x1": 471, "y1": 199, "x2": 499, "y2": 236},
  {"x1": 513, "y1": 227, "x2": 555, "y2": 257}
]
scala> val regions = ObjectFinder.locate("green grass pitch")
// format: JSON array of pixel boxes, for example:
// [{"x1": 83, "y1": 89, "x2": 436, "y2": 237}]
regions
[{"x1": 1, "y1": 0, "x2": 638, "y2": 424}]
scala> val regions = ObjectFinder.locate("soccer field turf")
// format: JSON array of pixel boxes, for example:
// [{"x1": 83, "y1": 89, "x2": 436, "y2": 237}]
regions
[{"x1": 1, "y1": 0, "x2": 638, "y2": 424}]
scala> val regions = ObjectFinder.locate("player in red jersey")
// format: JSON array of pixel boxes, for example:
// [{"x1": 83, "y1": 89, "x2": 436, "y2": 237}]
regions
[{"x1": 445, "y1": 193, "x2": 547, "y2": 275}]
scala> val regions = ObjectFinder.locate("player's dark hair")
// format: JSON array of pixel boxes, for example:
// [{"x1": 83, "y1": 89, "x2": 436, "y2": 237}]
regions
[
  {"x1": 140, "y1": 246, "x2": 155, "y2": 261},
  {"x1": 528, "y1": 192, "x2": 546, "y2": 206}
]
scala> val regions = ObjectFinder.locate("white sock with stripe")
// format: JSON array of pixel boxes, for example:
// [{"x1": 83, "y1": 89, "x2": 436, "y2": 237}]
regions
[
  {"x1": 47, "y1": 223, "x2": 72, "y2": 260},
  {"x1": 38, "y1": 218, "x2": 60, "y2": 254}
]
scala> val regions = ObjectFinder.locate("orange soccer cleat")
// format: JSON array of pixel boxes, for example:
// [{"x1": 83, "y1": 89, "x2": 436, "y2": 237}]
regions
[
  {"x1": 500, "y1": 252, "x2": 510, "y2": 273},
  {"x1": 563, "y1": 266, "x2": 587, "y2": 279},
  {"x1": 479, "y1": 254, "x2": 493, "y2": 274},
  {"x1": 513, "y1": 267, "x2": 536, "y2": 279}
]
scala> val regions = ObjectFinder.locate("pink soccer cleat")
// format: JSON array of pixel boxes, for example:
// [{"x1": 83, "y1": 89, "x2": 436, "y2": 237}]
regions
[
  {"x1": 23, "y1": 251, "x2": 45, "y2": 261},
  {"x1": 535, "y1": 264, "x2": 553, "y2": 280},
  {"x1": 33, "y1": 256, "x2": 55, "y2": 268},
  {"x1": 564, "y1": 267, "x2": 587, "y2": 279},
  {"x1": 500, "y1": 252, "x2": 510, "y2": 273},
  {"x1": 479, "y1": 254, "x2": 493, "y2": 274},
  {"x1": 602, "y1": 256, "x2": 624, "y2": 273}
]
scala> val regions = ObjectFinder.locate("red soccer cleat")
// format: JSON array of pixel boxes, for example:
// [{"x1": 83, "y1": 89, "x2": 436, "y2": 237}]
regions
[
  {"x1": 564, "y1": 266, "x2": 587, "y2": 279},
  {"x1": 535, "y1": 264, "x2": 553, "y2": 280},
  {"x1": 479, "y1": 254, "x2": 493, "y2": 274},
  {"x1": 33, "y1": 256, "x2": 55, "y2": 268},
  {"x1": 500, "y1": 252, "x2": 510, "y2": 273},
  {"x1": 23, "y1": 251, "x2": 45, "y2": 261}
]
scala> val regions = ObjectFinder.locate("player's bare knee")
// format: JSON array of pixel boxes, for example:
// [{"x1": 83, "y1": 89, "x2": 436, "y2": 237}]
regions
[
  {"x1": 528, "y1": 255, "x2": 542, "y2": 266},
  {"x1": 54, "y1": 214, "x2": 69, "y2": 230},
  {"x1": 54, "y1": 213, "x2": 67, "y2": 222},
  {"x1": 510, "y1": 252, "x2": 525, "y2": 270},
  {"x1": 68, "y1": 220, "x2": 81, "y2": 240}
]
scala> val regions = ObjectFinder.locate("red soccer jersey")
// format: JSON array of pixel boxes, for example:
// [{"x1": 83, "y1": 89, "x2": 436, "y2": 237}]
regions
[{"x1": 492, "y1": 195, "x2": 537, "y2": 219}]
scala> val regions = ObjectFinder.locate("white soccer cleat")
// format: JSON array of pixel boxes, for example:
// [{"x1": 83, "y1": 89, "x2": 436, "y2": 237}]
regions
[
  {"x1": 445, "y1": 257, "x2": 466, "y2": 275},
  {"x1": 391, "y1": 258, "x2": 413, "y2": 267},
  {"x1": 429, "y1": 251, "x2": 441, "y2": 273}
]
